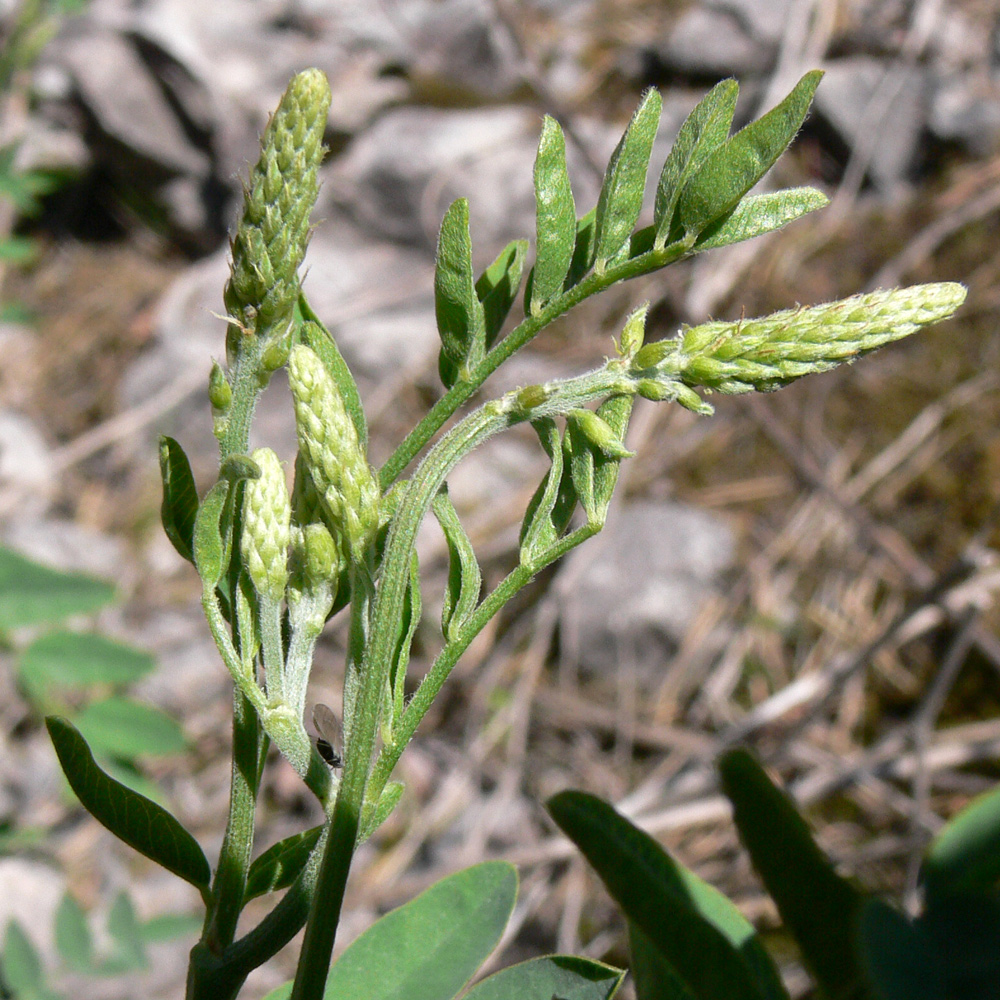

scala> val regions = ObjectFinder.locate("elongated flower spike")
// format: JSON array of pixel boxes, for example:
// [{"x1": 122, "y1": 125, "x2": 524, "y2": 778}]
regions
[
  {"x1": 224, "y1": 68, "x2": 331, "y2": 364},
  {"x1": 241, "y1": 447, "x2": 292, "y2": 603},
  {"x1": 631, "y1": 283, "x2": 967, "y2": 401},
  {"x1": 288, "y1": 344, "x2": 380, "y2": 561}
]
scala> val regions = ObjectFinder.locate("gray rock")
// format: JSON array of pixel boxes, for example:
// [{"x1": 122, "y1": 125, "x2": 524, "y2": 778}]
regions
[
  {"x1": 556, "y1": 500, "x2": 735, "y2": 680},
  {"x1": 813, "y1": 58, "x2": 928, "y2": 190},
  {"x1": 0, "y1": 411, "x2": 53, "y2": 499}
]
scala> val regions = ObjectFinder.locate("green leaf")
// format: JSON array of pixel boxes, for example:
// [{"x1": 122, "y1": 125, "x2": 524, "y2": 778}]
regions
[
  {"x1": 462, "y1": 955, "x2": 625, "y2": 1000},
  {"x1": 46, "y1": 716, "x2": 211, "y2": 892},
  {"x1": 137, "y1": 912, "x2": 203, "y2": 944},
  {"x1": 477, "y1": 239, "x2": 528, "y2": 348},
  {"x1": 693, "y1": 187, "x2": 829, "y2": 252},
  {"x1": 192, "y1": 479, "x2": 230, "y2": 588},
  {"x1": 654, "y1": 79, "x2": 739, "y2": 247},
  {"x1": 531, "y1": 116, "x2": 577, "y2": 315},
  {"x1": 629, "y1": 923, "x2": 698, "y2": 1000},
  {"x1": 547, "y1": 790, "x2": 783, "y2": 1000},
  {"x1": 566, "y1": 417, "x2": 597, "y2": 525},
  {"x1": 519, "y1": 418, "x2": 566, "y2": 564},
  {"x1": 99, "y1": 757, "x2": 167, "y2": 805},
  {"x1": 919, "y1": 892, "x2": 1000, "y2": 998},
  {"x1": 71, "y1": 696, "x2": 186, "y2": 759},
  {"x1": 325, "y1": 861, "x2": 515, "y2": 1000},
  {"x1": 923, "y1": 783, "x2": 1000, "y2": 898},
  {"x1": 719, "y1": 748, "x2": 867, "y2": 1000},
  {"x1": 388, "y1": 552, "x2": 421, "y2": 725},
  {"x1": 18, "y1": 631, "x2": 156, "y2": 695},
  {"x1": 858, "y1": 900, "x2": 946, "y2": 1000},
  {"x1": 54, "y1": 894, "x2": 94, "y2": 973},
  {"x1": 3, "y1": 921, "x2": 44, "y2": 997},
  {"x1": 433, "y1": 487, "x2": 481, "y2": 641},
  {"x1": 298, "y1": 295, "x2": 369, "y2": 450},
  {"x1": 244, "y1": 826, "x2": 323, "y2": 903},
  {"x1": 263, "y1": 862, "x2": 517, "y2": 1000},
  {"x1": 159, "y1": 436, "x2": 200, "y2": 564},
  {"x1": 0, "y1": 546, "x2": 115, "y2": 631},
  {"x1": 593, "y1": 88, "x2": 662, "y2": 271},
  {"x1": 592, "y1": 392, "x2": 636, "y2": 515},
  {"x1": 435, "y1": 198, "x2": 486, "y2": 389},
  {"x1": 678, "y1": 71, "x2": 822, "y2": 239},
  {"x1": 101, "y1": 892, "x2": 147, "y2": 973}
]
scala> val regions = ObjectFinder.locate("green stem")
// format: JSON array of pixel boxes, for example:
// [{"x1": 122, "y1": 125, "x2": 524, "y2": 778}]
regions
[{"x1": 378, "y1": 240, "x2": 689, "y2": 487}]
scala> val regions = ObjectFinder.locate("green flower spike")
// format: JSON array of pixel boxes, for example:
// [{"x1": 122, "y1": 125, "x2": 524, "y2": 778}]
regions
[
  {"x1": 632, "y1": 283, "x2": 967, "y2": 400},
  {"x1": 241, "y1": 447, "x2": 291, "y2": 603},
  {"x1": 224, "y1": 68, "x2": 331, "y2": 363},
  {"x1": 287, "y1": 345, "x2": 380, "y2": 561}
]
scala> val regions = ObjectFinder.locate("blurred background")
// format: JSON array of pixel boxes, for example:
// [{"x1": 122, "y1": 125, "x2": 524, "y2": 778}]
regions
[{"x1": 1, "y1": 0, "x2": 999, "y2": 996}]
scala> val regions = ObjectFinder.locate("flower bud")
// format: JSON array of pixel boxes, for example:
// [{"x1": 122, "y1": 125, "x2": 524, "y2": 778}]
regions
[
  {"x1": 617, "y1": 303, "x2": 648, "y2": 357},
  {"x1": 208, "y1": 361, "x2": 232, "y2": 412},
  {"x1": 241, "y1": 447, "x2": 291, "y2": 602},
  {"x1": 566, "y1": 408, "x2": 634, "y2": 459}
]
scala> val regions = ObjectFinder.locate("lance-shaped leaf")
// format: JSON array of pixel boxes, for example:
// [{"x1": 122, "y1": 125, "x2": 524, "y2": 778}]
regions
[
  {"x1": 476, "y1": 239, "x2": 528, "y2": 348},
  {"x1": 462, "y1": 955, "x2": 625, "y2": 1000},
  {"x1": 387, "y1": 552, "x2": 421, "y2": 727},
  {"x1": 159, "y1": 436, "x2": 199, "y2": 564},
  {"x1": 693, "y1": 187, "x2": 828, "y2": 252},
  {"x1": 678, "y1": 71, "x2": 822, "y2": 239},
  {"x1": 263, "y1": 862, "x2": 518, "y2": 1000},
  {"x1": 519, "y1": 418, "x2": 566, "y2": 565},
  {"x1": 435, "y1": 198, "x2": 487, "y2": 388},
  {"x1": 719, "y1": 748, "x2": 867, "y2": 1000},
  {"x1": 548, "y1": 791, "x2": 785, "y2": 1000},
  {"x1": 244, "y1": 825, "x2": 323, "y2": 903},
  {"x1": 433, "y1": 487, "x2": 481, "y2": 641},
  {"x1": 299, "y1": 295, "x2": 368, "y2": 449},
  {"x1": 192, "y1": 478, "x2": 231, "y2": 588},
  {"x1": 594, "y1": 89, "x2": 662, "y2": 271},
  {"x1": 361, "y1": 780, "x2": 405, "y2": 842},
  {"x1": 531, "y1": 117, "x2": 577, "y2": 315},
  {"x1": 654, "y1": 79, "x2": 739, "y2": 247},
  {"x1": 565, "y1": 207, "x2": 597, "y2": 289},
  {"x1": 46, "y1": 716, "x2": 211, "y2": 894},
  {"x1": 923, "y1": 783, "x2": 1000, "y2": 899}
]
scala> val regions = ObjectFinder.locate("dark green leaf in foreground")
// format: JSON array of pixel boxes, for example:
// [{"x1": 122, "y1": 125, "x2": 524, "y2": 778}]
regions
[
  {"x1": 548, "y1": 791, "x2": 784, "y2": 1000},
  {"x1": 159, "y1": 436, "x2": 199, "y2": 564},
  {"x1": 0, "y1": 545, "x2": 115, "y2": 631},
  {"x1": 19, "y1": 631, "x2": 156, "y2": 694},
  {"x1": 298, "y1": 293, "x2": 368, "y2": 449},
  {"x1": 719, "y1": 749, "x2": 867, "y2": 1000},
  {"x1": 629, "y1": 923, "x2": 697, "y2": 1000},
  {"x1": 72, "y1": 696, "x2": 186, "y2": 759},
  {"x1": 244, "y1": 825, "x2": 323, "y2": 903},
  {"x1": 55, "y1": 893, "x2": 94, "y2": 973},
  {"x1": 531, "y1": 116, "x2": 577, "y2": 315},
  {"x1": 435, "y1": 197, "x2": 486, "y2": 388},
  {"x1": 858, "y1": 899, "x2": 946, "y2": 1000},
  {"x1": 262, "y1": 862, "x2": 517, "y2": 1000},
  {"x1": 476, "y1": 239, "x2": 528, "y2": 347},
  {"x1": 593, "y1": 88, "x2": 662, "y2": 271},
  {"x1": 923, "y1": 782, "x2": 1000, "y2": 898},
  {"x1": 462, "y1": 955, "x2": 625, "y2": 1000},
  {"x1": 692, "y1": 187, "x2": 829, "y2": 252},
  {"x1": 678, "y1": 71, "x2": 822, "y2": 239},
  {"x1": 654, "y1": 78, "x2": 739, "y2": 246},
  {"x1": 46, "y1": 716, "x2": 211, "y2": 893}
]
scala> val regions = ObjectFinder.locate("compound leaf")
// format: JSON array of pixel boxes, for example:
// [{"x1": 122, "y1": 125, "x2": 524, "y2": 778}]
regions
[{"x1": 46, "y1": 716, "x2": 211, "y2": 893}]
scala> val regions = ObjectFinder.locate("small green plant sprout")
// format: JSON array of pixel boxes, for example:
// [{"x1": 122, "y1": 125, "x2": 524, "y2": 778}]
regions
[
  {"x1": 41, "y1": 67, "x2": 966, "y2": 1000},
  {"x1": 550, "y1": 750, "x2": 1000, "y2": 1000},
  {"x1": 0, "y1": 545, "x2": 181, "y2": 801}
]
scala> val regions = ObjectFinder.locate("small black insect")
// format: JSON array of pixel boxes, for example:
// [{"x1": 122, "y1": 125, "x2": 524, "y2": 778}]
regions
[{"x1": 312, "y1": 703, "x2": 343, "y2": 769}]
